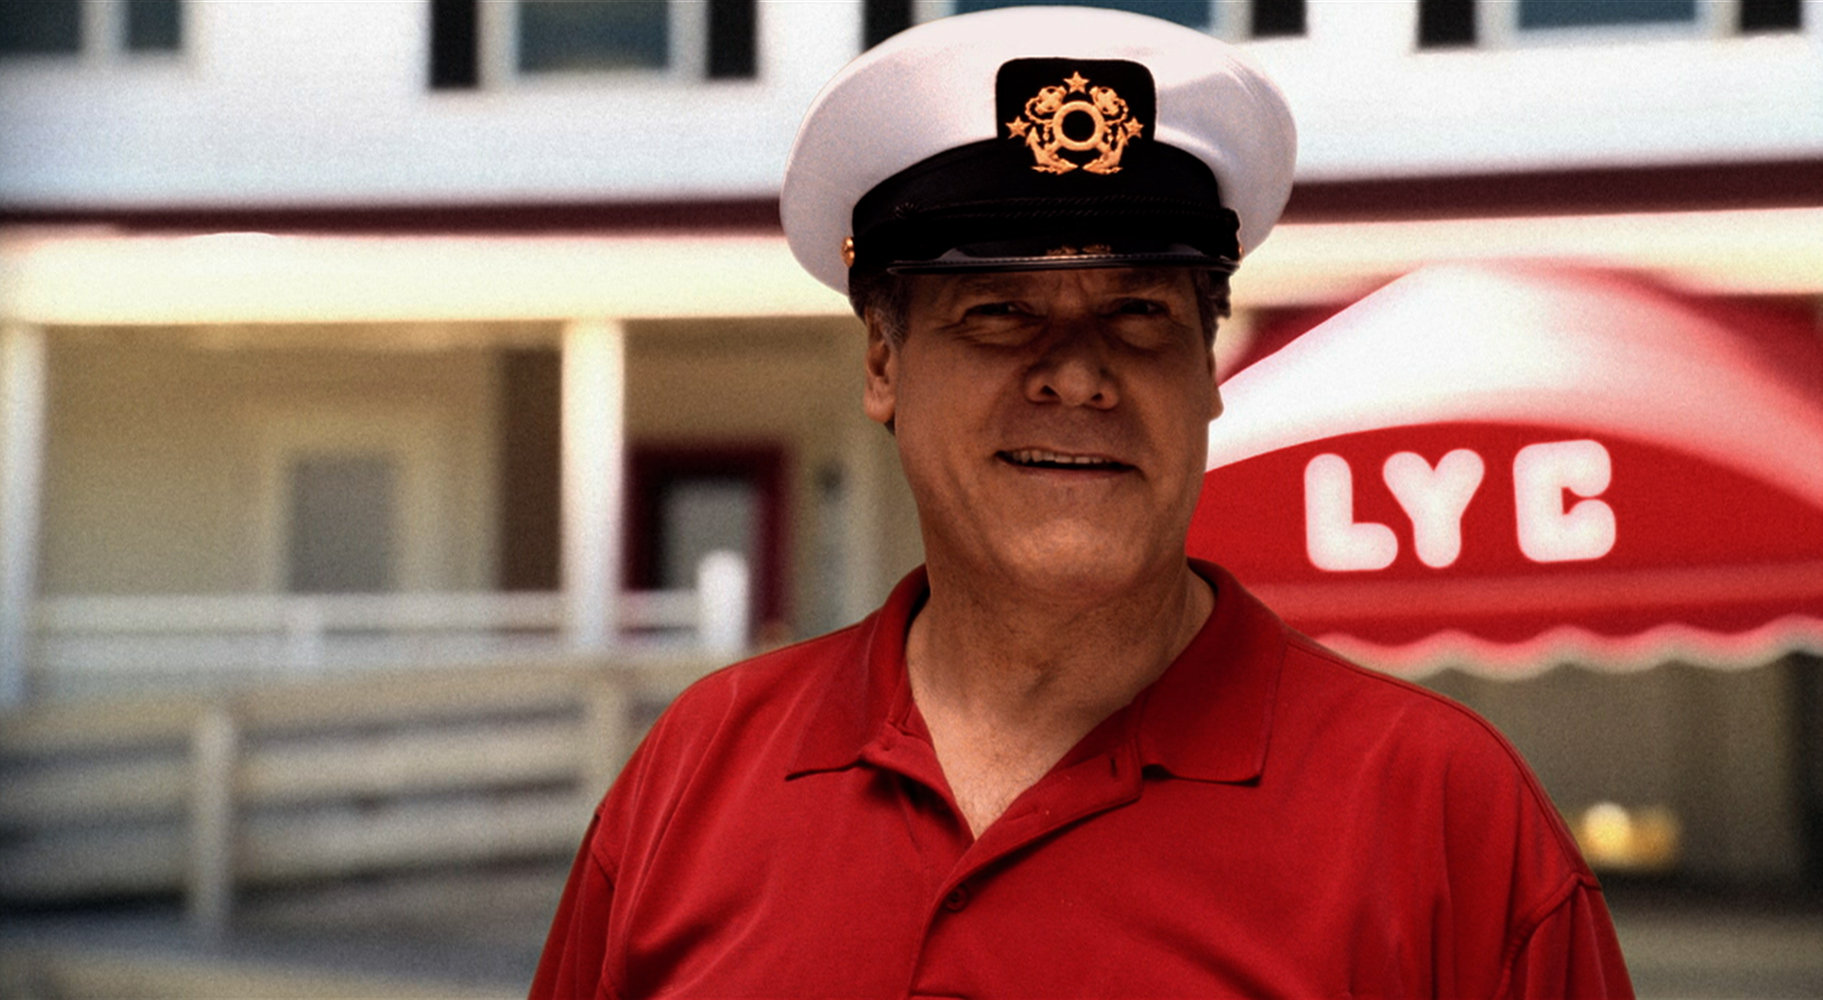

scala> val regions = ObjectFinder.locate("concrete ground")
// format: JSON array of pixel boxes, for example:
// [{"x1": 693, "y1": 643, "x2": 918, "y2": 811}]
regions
[
  {"x1": 1607, "y1": 890, "x2": 1823, "y2": 1000},
  {"x1": 4, "y1": 870, "x2": 1820, "y2": 998},
  {"x1": 0, "y1": 866, "x2": 560, "y2": 999}
]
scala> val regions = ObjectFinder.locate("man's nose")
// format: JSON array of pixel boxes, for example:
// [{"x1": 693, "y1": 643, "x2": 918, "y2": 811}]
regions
[{"x1": 1025, "y1": 325, "x2": 1118, "y2": 409}]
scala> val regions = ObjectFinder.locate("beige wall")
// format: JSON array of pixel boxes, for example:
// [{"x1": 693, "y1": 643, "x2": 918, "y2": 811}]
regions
[{"x1": 41, "y1": 327, "x2": 503, "y2": 596}]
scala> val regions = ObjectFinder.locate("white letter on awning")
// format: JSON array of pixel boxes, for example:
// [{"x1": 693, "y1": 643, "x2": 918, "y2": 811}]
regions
[
  {"x1": 1304, "y1": 454, "x2": 1398, "y2": 572},
  {"x1": 1383, "y1": 449, "x2": 1486, "y2": 569},
  {"x1": 1514, "y1": 439, "x2": 1616, "y2": 563}
]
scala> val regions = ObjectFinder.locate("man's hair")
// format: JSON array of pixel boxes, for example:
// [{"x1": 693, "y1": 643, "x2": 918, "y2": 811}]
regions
[{"x1": 850, "y1": 268, "x2": 1233, "y2": 350}]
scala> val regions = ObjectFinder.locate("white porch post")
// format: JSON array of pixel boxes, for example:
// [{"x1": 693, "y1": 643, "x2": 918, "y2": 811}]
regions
[
  {"x1": 0, "y1": 324, "x2": 48, "y2": 707},
  {"x1": 561, "y1": 320, "x2": 628, "y2": 653}
]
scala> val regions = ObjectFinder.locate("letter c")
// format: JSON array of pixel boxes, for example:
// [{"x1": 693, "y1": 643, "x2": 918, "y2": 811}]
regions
[{"x1": 1513, "y1": 440, "x2": 1616, "y2": 563}]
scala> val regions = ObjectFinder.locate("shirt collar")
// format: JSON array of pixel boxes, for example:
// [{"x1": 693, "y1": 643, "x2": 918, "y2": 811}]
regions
[
  {"x1": 787, "y1": 560, "x2": 1286, "y2": 785},
  {"x1": 788, "y1": 566, "x2": 928, "y2": 777},
  {"x1": 1132, "y1": 559, "x2": 1285, "y2": 784}
]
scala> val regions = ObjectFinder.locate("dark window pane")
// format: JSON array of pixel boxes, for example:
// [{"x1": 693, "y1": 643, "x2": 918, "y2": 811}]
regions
[
  {"x1": 1518, "y1": 0, "x2": 1697, "y2": 29},
  {"x1": 954, "y1": 0, "x2": 1210, "y2": 30},
  {"x1": 1418, "y1": 0, "x2": 1476, "y2": 47},
  {"x1": 430, "y1": 0, "x2": 479, "y2": 88},
  {"x1": 656, "y1": 477, "x2": 756, "y2": 590},
  {"x1": 519, "y1": 0, "x2": 667, "y2": 73},
  {"x1": 707, "y1": 0, "x2": 755, "y2": 79},
  {"x1": 288, "y1": 456, "x2": 397, "y2": 594},
  {"x1": 1740, "y1": 0, "x2": 1802, "y2": 32},
  {"x1": 1252, "y1": 0, "x2": 1304, "y2": 37},
  {"x1": 497, "y1": 348, "x2": 562, "y2": 591},
  {"x1": 864, "y1": 0, "x2": 913, "y2": 48},
  {"x1": 0, "y1": 0, "x2": 81, "y2": 56},
  {"x1": 125, "y1": 0, "x2": 182, "y2": 51}
]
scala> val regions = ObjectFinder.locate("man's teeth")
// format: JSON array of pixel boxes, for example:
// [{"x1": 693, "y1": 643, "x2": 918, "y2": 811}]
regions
[{"x1": 1005, "y1": 449, "x2": 1118, "y2": 467}]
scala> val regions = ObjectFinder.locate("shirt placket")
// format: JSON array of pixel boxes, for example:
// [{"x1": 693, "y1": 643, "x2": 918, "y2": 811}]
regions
[{"x1": 900, "y1": 742, "x2": 1145, "y2": 1000}]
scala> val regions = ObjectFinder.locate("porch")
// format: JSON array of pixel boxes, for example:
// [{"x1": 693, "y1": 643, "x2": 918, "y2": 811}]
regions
[{"x1": 0, "y1": 231, "x2": 918, "y2": 704}]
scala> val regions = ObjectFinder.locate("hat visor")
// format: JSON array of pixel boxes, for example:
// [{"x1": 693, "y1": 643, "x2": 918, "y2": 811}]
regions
[{"x1": 885, "y1": 240, "x2": 1237, "y2": 275}]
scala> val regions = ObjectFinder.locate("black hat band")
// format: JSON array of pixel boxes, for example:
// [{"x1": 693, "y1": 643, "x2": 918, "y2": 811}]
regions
[{"x1": 849, "y1": 137, "x2": 1241, "y2": 276}]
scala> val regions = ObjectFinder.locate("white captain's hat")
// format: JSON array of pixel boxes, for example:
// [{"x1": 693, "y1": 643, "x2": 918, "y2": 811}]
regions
[{"x1": 781, "y1": 5, "x2": 1298, "y2": 295}]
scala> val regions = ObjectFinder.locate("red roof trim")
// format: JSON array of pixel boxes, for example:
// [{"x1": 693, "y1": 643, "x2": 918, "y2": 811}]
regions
[
  {"x1": 1280, "y1": 158, "x2": 1823, "y2": 222},
  {"x1": 0, "y1": 198, "x2": 784, "y2": 235},
  {"x1": 2, "y1": 159, "x2": 1818, "y2": 233}
]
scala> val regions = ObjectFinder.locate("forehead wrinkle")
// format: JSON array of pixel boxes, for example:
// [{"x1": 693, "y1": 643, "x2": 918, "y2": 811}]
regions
[
  {"x1": 1107, "y1": 268, "x2": 1190, "y2": 292},
  {"x1": 939, "y1": 273, "x2": 1030, "y2": 300}
]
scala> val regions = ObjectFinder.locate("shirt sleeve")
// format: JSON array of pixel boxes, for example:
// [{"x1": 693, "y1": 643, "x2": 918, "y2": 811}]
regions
[
  {"x1": 528, "y1": 809, "x2": 619, "y2": 1000},
  {"x1": 1500, "y1": 878, "x2": 1635, "y2": 1000}
]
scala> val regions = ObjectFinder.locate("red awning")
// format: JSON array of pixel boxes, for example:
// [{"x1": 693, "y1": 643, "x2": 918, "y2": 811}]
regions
[{"x1": 1189, "y1": 264, "x2": 1823, "y2": 676}]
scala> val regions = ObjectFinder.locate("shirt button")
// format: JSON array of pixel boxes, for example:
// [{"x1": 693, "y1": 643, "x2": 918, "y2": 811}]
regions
[{"x1": 943, "y1": 884, "x2": 970, "y2": 911}]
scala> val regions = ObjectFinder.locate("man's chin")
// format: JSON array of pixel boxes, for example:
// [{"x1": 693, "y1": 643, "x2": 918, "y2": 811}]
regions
[{"x1": 989, "y1": 533, "x2": 1171, "y2": 600}]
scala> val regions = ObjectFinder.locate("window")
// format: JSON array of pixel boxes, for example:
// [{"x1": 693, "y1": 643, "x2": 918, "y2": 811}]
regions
[
  {"x1": 706, "y1": 0, "x2": 757, "y2": 78},
  {"x1": 452, "y1": 0, "x2": 756, "y2": 89},
  {"x1": 1420, "y1": 0, "x2": 1797, "y2": 47},
  {"x1": 1739, "y1": 0, "x2": 1802, "y2": 32},
  {"x1": 0, "y1": 0, "x2": 80, "y2": 57},
  {"x1": 893, "y1": 1, "x2": 1307, "y2": 43},
  {"x1": 864, "y1": 0, "x2": 913, "y2": 47},
  {"x1": 255, "y1": 409, "x2": 450, "y2": 595},
  {"x1": 948, "y1": 0, "x2": 1213, "y2": 29},
  {"x1": 125, "y1": 0, "x2": 181, "y2": 51},
  {"x1": 1250, "y1": 0, "x2": 1306, "y2": 38},
  {"x1": 430, "y1": 0, "x2": 480, "y2": 89},
  {"x1": 1516, "y1": 0, "x2": 1698, "y2": 30},
  {"x1": 287, "y1": 455, "x2": 399, "y2": 594},
  {"x1": 518, "y1": 0, "x2": 671, "y2": 73},
  {"x1": 1418, "y1": 0, "x2": 1477, "y2": 47},
  {"x1": 0, "y1": 0, "x2": 182, "y2": 60}
]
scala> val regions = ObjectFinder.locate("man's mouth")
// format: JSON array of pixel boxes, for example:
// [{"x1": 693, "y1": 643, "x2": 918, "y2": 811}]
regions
[{"x1": 997, "y1": 449, "x2": 1133, "y2": 472}]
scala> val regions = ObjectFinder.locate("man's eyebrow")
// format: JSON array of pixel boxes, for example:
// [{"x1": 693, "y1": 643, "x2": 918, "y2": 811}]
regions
[
  {"x1": 946, "y1": 274, "x2": 1027, "y2": 297},
  {"x1": 1101, "y1": 270, "x2": 1184, "y2": 294},
  {"x1": 922, "y1": 274, "x2": 1030, "y2": 310}
]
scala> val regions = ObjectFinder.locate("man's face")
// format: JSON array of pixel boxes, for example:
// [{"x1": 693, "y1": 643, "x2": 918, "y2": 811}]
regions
[{"x1": 864, "y1": 267, "x2": 1220, "y2": 598}]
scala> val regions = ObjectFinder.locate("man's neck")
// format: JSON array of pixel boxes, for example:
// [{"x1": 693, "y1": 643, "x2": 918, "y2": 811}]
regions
[{"x1": 905, "y1": 559, "x2": 1213, "y2": 837}]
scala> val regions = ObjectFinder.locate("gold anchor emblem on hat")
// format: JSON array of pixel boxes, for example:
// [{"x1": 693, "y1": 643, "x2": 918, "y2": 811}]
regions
[{"x1": 1006, "y1": 70, "x2": 1143, "y2": 175}]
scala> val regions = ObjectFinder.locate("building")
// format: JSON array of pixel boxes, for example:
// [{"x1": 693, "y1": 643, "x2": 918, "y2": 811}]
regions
[{"x1": 3, "y1": 0, "x2": 1820, "y2": 890}]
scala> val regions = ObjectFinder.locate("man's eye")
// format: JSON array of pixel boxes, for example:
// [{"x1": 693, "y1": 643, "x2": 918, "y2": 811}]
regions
[
  {"x1": 964, "y1": 301, "x2": 1026, "y2": 318},
  {"x1": 1112, "y1": 298, "x2": 1168, "y2": 316}
]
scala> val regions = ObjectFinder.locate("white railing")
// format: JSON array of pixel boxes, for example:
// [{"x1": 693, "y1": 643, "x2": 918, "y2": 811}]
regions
[
  {"x1": 0, "y1": 658, "x2": 712, "y2": 943},
  {"x1": 30, "y1": 552, "x2": 751, "y2": 692}
]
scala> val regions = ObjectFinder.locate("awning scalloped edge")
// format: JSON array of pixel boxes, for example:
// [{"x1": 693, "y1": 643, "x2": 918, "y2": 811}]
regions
[{"x1": 1315, "y1": 615, "x2": 1823, "y2": 680}]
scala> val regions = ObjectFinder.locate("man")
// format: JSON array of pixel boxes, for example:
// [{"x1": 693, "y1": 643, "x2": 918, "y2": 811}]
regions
[{"x1": 533, "y1": 7, "x2": 1632, "y2": 998}]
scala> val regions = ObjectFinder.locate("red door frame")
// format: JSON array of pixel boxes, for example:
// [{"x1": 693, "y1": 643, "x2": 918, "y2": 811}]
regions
[{"x1": 625, "y1": 443, "x2": 790, "y2": 633}]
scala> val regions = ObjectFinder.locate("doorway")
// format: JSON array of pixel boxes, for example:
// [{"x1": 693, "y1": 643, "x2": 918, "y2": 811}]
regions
[{"x1": 626, "y1": 445, "x2": 788, "y2": 641}]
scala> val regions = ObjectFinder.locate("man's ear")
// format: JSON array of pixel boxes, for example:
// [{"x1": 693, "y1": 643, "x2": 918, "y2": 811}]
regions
[
  {"x1": 862, "y1": 314, "x2": 898, "y2": 429},
  {"x1": 1205, "y1": 343, "x2": 1223, "y2": 423},
  {"x1": 1208, "y1": 350, "x2": 1223, "y2": 423}
]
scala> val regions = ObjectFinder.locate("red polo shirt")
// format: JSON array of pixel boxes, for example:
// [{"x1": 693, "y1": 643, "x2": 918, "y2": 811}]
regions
[{"x1": 532, "y1": 562, "x2": 1632, "y2": 999}]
